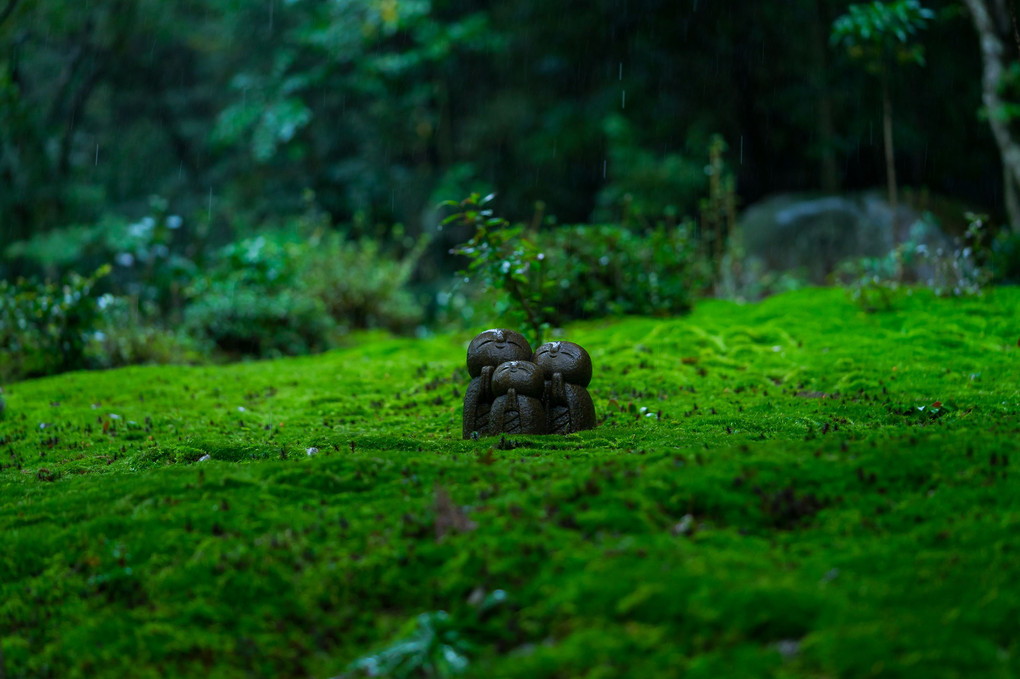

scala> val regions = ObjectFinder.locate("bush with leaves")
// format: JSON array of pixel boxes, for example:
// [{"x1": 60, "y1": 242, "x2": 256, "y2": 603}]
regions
[
  {"x1": 90, "y1": 295, "x2": 204, "y2": 369},
  {"x1": 0, "y1": 265, "x2": 111, "y2": 381},
  {"x1": 340, "y1": 591, "x2": 507, "y2": 679},
  {"x1": 184, "y1": 232, "x2": 335, "y2": 358},
  {"x1": 534, "y1": 223, "x2": 706, "y2": 320},
  {"x1": 446, "y1": 193, "x2": 557, "y2": 345},
  {"x1": 185, "y1": 219, "x2": 427, "y2": 358},
  {"x1": 446, "y1": 194, "x2": 705, "y2": 343},
  {"x1": 5, "y1": 196, "x2": 199, "y2": 323},
  {"x1": 987, "y1": 225, "x2": 1020, "y2": 284},
  {"x1": 301, "y1": 227, "x2": 428, "y2": 334},
  {"x1": 836, "y1": 212, "x2": 994, "y2": 312}
]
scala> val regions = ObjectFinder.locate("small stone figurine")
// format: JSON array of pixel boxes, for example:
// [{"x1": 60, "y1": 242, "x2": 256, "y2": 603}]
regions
[
  {"x1": 461, "y1": 329, "x2": 597, "y2": 437},
  {"x1": 532, "y1": 341, "x2": 597, "y2": 434},
  {"x1": 489, "y1": 360, "x2": 546, "y2": 435},
  {"x1": 462, "y1": 329, "x2": 533, "y2": 438}
]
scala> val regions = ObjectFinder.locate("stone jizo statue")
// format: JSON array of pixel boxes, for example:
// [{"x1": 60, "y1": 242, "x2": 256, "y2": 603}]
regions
[
  {"x1": 462, "y1": 329, "x2": 533, "y2": 438},
  {"x1": 533, "y1": 341, "x2": 596, "y2": 434},
  {"x1": 462, "y1": 330, "x2": 596, "y2": 438},
  {"x1": 490, "y1": 360, "x2": 546, "y2": 435}
]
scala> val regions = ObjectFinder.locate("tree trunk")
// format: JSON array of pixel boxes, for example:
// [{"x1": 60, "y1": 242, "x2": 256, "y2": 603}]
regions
[
  {"x1": 810, "y1": 0, "x2": 840, "y2": 191},
  {"x1": 882, "y1": 75, "x2": 899, "y2": 229},
  {"x1": 964, "y1": 0, "x2": 1020, "y2": 233}
]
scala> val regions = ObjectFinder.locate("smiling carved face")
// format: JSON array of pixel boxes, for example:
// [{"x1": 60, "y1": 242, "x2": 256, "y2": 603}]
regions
[
  {"x1": 533, "y1": 341, "x2": 593, "y2": 387},
  {"x1": 490, "y1": 360, "x2": 545, "y2": 397},
  {"x1": 466, "y1": 329, "x2": 533, "y2": 377}
]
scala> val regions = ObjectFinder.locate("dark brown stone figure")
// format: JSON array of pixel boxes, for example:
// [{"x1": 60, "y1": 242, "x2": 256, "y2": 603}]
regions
[
  {"x1": 462, "y1": 329, "x2": 533, "y2": 438},
  {"x1": 489, "y1": 361, "x2": 546, "y2": 435},
  {"x1": 533, "y1": 341, "x2": 597, "y2": 434}
]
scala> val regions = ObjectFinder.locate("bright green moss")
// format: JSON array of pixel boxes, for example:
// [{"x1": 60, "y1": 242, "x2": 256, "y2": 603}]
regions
[{"x1": 1, "y1": 288, "x2": 1018, "y2": 678}]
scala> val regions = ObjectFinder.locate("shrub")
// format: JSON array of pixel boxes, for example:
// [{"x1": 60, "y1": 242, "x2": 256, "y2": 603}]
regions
[
  {"x1": 533, "y1": 222, "x2": 707, "y2": 321},
  {"x1": 0, "y1": 266, "x2": 110, "y2": 381},
  {"x1": 183, "y1": 233, "x2": 335, "y2": 358},
  {"x1": 184, "y1": 224, "x2": 426, "y2": 358},
  {"x1": 835, "y1": 212, "x2": 994, "y2": 312},
  {"x1": 90, "y1": 296, "x2": 204, "y2": 369},
  {"x1": 989, "y1": 229, "x2": 1020, "y2": 284},
  {"x1": 4, "y1": 196, "x2": 198, "y2": 322},
  {"x1": 446, "y1": 194, "x2": 707, "y2": 341},
  {"x1": 446, "y1": 193, "x2": 556, "y2": 344},
  {"x1": 300, "y1": 228, "x2": 427, "y2": 334}
]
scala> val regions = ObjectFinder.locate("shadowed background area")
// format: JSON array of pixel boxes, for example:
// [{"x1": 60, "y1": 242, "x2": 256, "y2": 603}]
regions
[{"x1": 2, "y1": 0, "x2": 1019, "y2": 382}]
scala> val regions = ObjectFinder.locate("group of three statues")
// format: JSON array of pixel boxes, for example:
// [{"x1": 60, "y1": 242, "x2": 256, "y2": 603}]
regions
[{"x1": 462, "y1": 329, "x2": 596, "y2": 439}]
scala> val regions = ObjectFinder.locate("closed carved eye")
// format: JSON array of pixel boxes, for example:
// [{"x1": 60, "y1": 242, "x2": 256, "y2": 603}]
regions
[
  {"x1": 497, "y1": 361, "x2": 536, "y2": 376},
  {"x1": 477, "y1": 332, "x2": 529, "y2": 354},
  {"x1": 537, "y1": 345, "x2": 580, "y2": 361}
]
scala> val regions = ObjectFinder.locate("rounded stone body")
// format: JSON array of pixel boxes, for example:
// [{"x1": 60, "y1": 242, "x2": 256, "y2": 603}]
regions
[
  {"x1": 462, "y1": 329, "x2": 533, "y2": 438},
  {"x1": 489, "y1": 361, "x2": 546, "y2": 435},
  {"x1": 532, "y1": 341, "x2": 596, "y2": 434}
]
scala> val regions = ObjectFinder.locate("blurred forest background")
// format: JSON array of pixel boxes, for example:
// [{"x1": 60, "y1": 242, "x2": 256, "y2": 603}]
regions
[{"x1": 2, "y1": 0, "x2": 1020, "y2": 382}]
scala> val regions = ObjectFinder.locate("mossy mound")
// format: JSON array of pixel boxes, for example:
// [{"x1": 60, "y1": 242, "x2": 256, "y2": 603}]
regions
[{"x1": 2, "y1": 288, "x2": 1019, "y2": 678}]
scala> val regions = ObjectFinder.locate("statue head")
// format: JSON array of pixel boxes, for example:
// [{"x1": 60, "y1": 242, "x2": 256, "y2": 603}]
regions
[
  {"x1": 533, "y1": 341, "x2": 593, "y2": 387},
  {"x1": 490, "y1": 360, "x2": 545, "y2": 397},
  {"x1": 466, "y1": 329, "x2": 533, "y2": 377}
]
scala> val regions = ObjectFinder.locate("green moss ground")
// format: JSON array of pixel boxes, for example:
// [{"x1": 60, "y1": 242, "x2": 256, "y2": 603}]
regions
[{"x1": 2, "y1": 288, "x2": 1019, "y2": 678}]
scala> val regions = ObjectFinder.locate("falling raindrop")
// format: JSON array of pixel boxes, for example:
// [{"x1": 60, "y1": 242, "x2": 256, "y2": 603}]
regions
[
  {"x1": 95, "y1": 143, "x2": 99, "y2": 166},
  {"x1": 619, "y1": 62, "x2": 623, "y2": 80},
  {"x1": 622, "y1": 90, "x2": 626, "y2": 109}
]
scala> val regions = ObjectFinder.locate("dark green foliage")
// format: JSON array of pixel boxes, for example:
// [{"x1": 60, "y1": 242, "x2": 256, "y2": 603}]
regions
[
  {"x1": 0, "y1": 265, "x2": 111, "y2": 381},
  {"x1": 345, "y1": 609, "x2": 482, "y2": 678},
  {"x1": 184, "y1": 233, "x2": 335, "y2": 358},
  {"x1": 301, "y1": 229, "x2": 428, "y2": 335},
  {"x1": 593, "y1": 115, "x2": 708, "y2": 223},
  {"x1": 0, "y1": 0, "x2": 999, "y2": 259},
  {"x1": 989, "y1": 229, "x2": 1020, "y2": 283},
  {"x1": 532, "y1": 223, "x2": 706, "y2": 320},
  {"x1": 5, "y1": 196, "x2": 198, "y2": 323},
  {"x1": 184, "y1": 223, "x2": 427, "y2": 358},
  {"x1": 448, "y1": 194, "x2": 705, "y2": 345},
  {"x1": 89, "y1": 296, "x2": 203, "y2": 369},
  {"x1": 447, "y1": 193, "x2": 555, "y2": 345},
  {"x1": 831, "y1": 0, "x2": 936, "y2": 71}
]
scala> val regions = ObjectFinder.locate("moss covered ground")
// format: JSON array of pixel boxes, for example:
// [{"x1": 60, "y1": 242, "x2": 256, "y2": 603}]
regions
[{"x1": 2, "y1": 287, "x2": 1019, "y2": 678}]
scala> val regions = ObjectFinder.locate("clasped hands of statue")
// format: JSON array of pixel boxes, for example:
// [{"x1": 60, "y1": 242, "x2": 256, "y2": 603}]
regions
[{"x1": 462, "y1": 329, "x2": 596, "y2": 439}]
